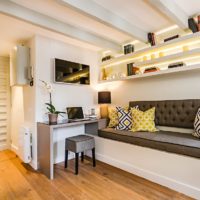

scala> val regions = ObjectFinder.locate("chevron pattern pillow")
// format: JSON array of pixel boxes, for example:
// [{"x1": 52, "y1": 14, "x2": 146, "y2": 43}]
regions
[
  {"x1": 193, "y1": 108, "x2": 200, "y2": 138},
  {"x1": 115, "y1": 107, "x2": 132, "y2": 130}
]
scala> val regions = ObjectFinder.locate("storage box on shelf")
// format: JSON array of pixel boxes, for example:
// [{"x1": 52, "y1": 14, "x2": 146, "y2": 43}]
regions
[{"x1": 99, "y1": 32, "x2": 200, "y2": 83}]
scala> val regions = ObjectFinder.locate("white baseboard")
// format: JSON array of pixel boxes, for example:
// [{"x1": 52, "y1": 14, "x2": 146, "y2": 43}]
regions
[
  {"x1": 11, "y1": 144, "x2": 18, "y2": 154},
  {"x1": 96, "y1": 152, "x2": 200, "y2": 200}
]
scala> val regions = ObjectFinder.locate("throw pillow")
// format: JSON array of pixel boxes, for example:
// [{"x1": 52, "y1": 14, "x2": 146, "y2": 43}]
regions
[
  {"x1": 108, "y1": 106, "x2": 128, "y2": 128},
  {"x1": 131, "y1": 107, "x2": 158, "y2": 132},
  {"x1": 108, "y1": 107, "x2": 119, "y2": 128},
  {"x1": 193, "y1": 108, "x2": 200, "y2": 138},
  {"x1": 115, "y1": 107, "x2": 132, "y2": 130}
]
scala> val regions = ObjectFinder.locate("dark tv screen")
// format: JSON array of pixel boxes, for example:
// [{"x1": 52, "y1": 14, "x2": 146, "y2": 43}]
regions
[{"x1": 55, "y1": 58, "x2": 90, "y2": 85}]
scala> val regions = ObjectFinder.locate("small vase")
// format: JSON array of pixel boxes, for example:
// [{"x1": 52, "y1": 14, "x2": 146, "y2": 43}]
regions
[{"x1": 48, "y1": 113, "x2": 58, "y2": 124}]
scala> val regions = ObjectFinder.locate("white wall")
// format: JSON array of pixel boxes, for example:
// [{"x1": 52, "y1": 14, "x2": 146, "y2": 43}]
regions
[
  {"x1": 98, "y1": 70, "x2": 200, "y2": 106},
  {"x1": 35, "y1": 35, "x2": 99, "y2": 121},
  {"x1": 10, "y1": 86, "x2": 24, "y2": 153},
  {"x1": 34, "y1": 35, "x2": 99, "y2": 163},
  {"x1": 23, "y1": 37, "x2": 37, "y2": 168}
]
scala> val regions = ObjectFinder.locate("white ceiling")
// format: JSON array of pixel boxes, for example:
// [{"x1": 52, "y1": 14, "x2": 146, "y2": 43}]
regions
[
  {"x1": 174, "y1": 0, "x2": 200, "y2": 16},
  {"x1": 10, "y1": 0, "x2": 131, "y2": 43},
  {"x1": 0, "y1": 0, "x2": 200, "y2": 56},
  {"x1": 0, "y1": 14, "x2": 102, "y2": 57},
  {"x1": 93, "y1": 0, "x2": 173, "y2": 32}
]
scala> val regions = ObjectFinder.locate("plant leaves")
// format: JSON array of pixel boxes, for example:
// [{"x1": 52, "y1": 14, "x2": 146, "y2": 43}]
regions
[{"x1": 45, "y1": 103, "x2": 56, "y2": 113}]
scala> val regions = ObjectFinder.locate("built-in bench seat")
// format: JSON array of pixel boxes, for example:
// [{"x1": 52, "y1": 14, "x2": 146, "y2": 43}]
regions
[
  {"x1": 98, "y1": 99, "x2": 200, "y2": 158},
  {"x1": 98, "y1": 128, "x2": 200, "y2": 158}
]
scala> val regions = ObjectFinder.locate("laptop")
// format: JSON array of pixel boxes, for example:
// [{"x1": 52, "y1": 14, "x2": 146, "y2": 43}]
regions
[{"x1": 66, "y1": 107, "x2": 90, "y2": 122}]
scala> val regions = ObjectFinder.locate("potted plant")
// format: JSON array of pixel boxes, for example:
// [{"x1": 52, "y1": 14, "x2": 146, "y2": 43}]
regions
[
  {"x1": 40, "y1": 80, "x2": 65, "y2": 123},
  {"x1": 45, "y1": 103, "x2": 65, "y2": 123}
]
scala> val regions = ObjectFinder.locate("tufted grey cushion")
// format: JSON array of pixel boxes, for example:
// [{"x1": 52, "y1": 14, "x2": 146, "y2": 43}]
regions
[
  {"x1": 129, "y1": 99, "x2": 200, "y2": 128},
  {"x1": 65, "y1": 135, "x2": 95, "y2": 153}
]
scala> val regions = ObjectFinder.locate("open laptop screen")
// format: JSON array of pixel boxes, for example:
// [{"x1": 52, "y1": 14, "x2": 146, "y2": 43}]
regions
[{"x1": 66, "y1": 107, "x2": 84, "y2": 119}]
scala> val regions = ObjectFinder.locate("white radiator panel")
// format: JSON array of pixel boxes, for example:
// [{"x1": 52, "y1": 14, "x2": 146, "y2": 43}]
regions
[{"x1": 18, "y1": 126, "x2": 32, "y2": 163}]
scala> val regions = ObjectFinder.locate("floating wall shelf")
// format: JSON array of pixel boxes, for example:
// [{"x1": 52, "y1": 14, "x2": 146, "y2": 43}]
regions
[
  {"x1": 101, "y1": 32, "x2": 200, "y2": 68},
  {"x1": 99, "y1": 64, "x2": 200, "y2": 83},
  {"x1": 99, "y1": 32, "x2": 200, "y2": 83}
]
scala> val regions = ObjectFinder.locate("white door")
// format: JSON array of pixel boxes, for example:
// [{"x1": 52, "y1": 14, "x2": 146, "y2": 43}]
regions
[{"x1": 0, "y1": 57, "x2": 10, "y2": 151}]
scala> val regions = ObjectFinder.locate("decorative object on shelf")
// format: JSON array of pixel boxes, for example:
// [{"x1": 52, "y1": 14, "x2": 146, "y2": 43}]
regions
[
  {"x1": 168, "y1": 62, "x2": 185, "y2": 69},
  {"x1": 159, "y1": 52, "x2": 164, "y2": 57},
  {"x1": 98, "y1": 91, "x2": 111, "y2": 118},
  {"x1": 143, "y1": 55, "x2": 148, "y2": 61},
  {"x1": 102, "y1": 55, "x2": 113, "y2": 62},
  {"x1": 100, "y1": 68, "x2": 107, "y2": 80},
  {"x1": 188, "y1": 17, "x2": 198, "y2": 33},
  {"x1": 150, "y1": 53, "x2": 156, "y2": 60},
  {"x1": 45, "y1": 103, "x2": 65, "y2": 124},
  {"x1": 124, "y1": 44, "x2": 134, "y2": 54},
  {"x1": 182, "y1": 46, "x2": 189, "y2": 52},
  {"x1": 133, "y1": 67, "x2": 141, "y2": 75},
  {"x1": 147, "y1": 32, "x2": 156, "y2": 46},
  {"x1": 144, "y1": 67, "x2": 159, "y2": 73},
  {"x1": 164, "y1": 35, "x2": 179, "y2": 42}
]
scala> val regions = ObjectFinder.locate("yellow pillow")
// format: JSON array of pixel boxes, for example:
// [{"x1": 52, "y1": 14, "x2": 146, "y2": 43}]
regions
[
  {"x1": 131, "y1": 107, "x2": 158, "y2": 132},
  {"x1": 108, "y1": 107, "x2": 119, "y2": 128},
  {"x1": 108, "y1": 106, "x2": 128, "y2": 128}
]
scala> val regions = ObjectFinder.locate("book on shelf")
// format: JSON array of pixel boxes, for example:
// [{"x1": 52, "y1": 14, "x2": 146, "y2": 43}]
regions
[
  {"x1": 168, "y1": 62, "x2": 185, "y2": 69},
  {"x1": 148, "y1": 32, "x2": 156, "y2": 46},
  {"x1": 127, "y1": 63, "x2": 134, "y2": 76},
  {"x1": 198, "y1": 15, "x2": 200, "y2": 32},
  {"x1": 102, "y1": 55, "x2": 112, "y2": 62},
  {"x1": 127, "y1": 63, "x2": 140, "y2": 76},
  {"x1": 124, "y1": 44, "x2": 134, "y2": 54},
  {"x1": 164, "y1": 35, "x2": 179, "y2": 42},
  {"x1": 144, "y1": 67, "x2": 159, "y2": 73},
  {"x1": 188, "y1": 18, "x2": 198, "y2": 33}
]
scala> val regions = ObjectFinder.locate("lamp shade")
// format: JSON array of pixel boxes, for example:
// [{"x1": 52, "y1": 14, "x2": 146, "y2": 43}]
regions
[{"x1": 98, "y1": 91, "x2": 111, "y2": 104}]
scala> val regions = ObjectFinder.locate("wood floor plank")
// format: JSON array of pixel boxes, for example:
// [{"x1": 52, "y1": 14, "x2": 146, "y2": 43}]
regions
[
  {"x1": 0, "y1": 150, "x2": 194, "y2": 200},
  {"x1": 0, "y1": 152, "x2": 42, "y2": 200}
]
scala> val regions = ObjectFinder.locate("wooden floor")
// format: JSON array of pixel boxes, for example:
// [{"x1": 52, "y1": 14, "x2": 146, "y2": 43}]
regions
[{"x1": 0, "y1": 150, "x2": 194, "y2": 200}]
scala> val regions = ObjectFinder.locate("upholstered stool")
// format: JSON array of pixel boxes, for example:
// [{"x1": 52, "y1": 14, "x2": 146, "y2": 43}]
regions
[{"x1": 65, "y1": 135, "x2": 96, "y2": 175}]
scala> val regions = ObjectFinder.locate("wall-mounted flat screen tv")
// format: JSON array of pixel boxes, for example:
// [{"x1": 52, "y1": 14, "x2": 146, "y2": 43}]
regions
[{"x1": 54, "y1": 58, "x2": 90, "y2": 85}]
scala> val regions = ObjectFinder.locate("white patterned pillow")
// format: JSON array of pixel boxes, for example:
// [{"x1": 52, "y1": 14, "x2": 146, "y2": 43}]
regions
[
  {"x1": 193, "y1": 108, "x2": 200, "y2": 138},
  {"x1": 115, "y1": 107, "x2": 133, "y2": 130}
]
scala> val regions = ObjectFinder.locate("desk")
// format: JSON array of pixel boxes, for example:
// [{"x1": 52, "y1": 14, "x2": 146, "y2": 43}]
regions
[{"x1": 37, "y1": 119, "x2": 106, "y2": 179}]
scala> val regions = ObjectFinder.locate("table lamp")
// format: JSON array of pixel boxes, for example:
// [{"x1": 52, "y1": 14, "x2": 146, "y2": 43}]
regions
[{"x1": 98, "y1": 91, "x2": 111, "y2": 118}]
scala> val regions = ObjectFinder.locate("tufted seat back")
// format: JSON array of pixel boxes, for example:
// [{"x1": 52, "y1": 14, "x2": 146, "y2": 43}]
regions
[{"x1": 129, "y1": 99, "x2": 200, "y2": 129}]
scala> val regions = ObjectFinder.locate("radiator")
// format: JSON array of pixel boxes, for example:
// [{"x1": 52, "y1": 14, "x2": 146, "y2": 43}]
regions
[{"x1": 18, "y1": 126, "x2": 32, "y2": 163}]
